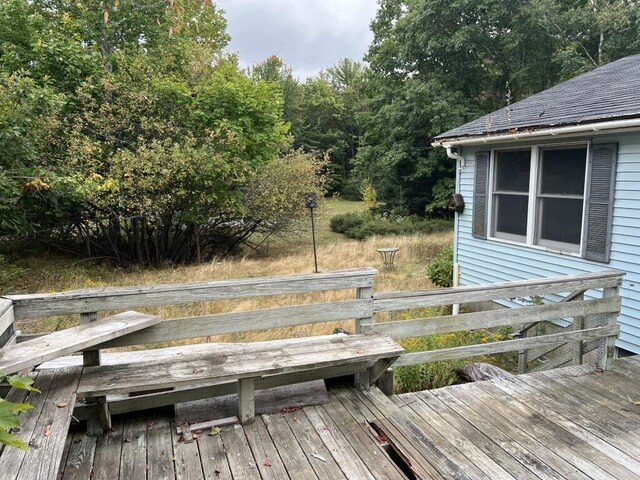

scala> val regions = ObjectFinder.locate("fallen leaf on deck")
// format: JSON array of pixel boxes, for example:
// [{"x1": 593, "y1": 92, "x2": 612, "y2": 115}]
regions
[
  {"x1": 57, "y1": 402, "x2": 68, "y2": 408},
  {"x1": 263, "y1": 459, "x2": 272, "y2": 467},
  {"x1": 172, "y1": 454, "x2": 177, "y2": 461},
  {"x1": 633, "y1": 400, "x2": 640, "y2": 406},
  {"x1": 214, "y1": 469, "x2": 220, "y2": 477},
  {"x1": 123, "y1": 437, "x2": 132, "y2": 443},
  {"x1": 43, "y1": 424, "x2": 52, "y2": 437},
  {"x1": 208, "y1": 427, "x2": 222, "y2": 436}
]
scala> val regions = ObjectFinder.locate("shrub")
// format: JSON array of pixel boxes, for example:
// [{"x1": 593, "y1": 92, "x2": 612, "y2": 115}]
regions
[
  {"x1": 427, "y1": 245, "x2": 454, "y2": 287},
  {"x1": 394, "y1": 327, "x2": 514, "y2": 393},
  {"x1": 330, "y1": 212, "x2": 452, "y2": 240}
]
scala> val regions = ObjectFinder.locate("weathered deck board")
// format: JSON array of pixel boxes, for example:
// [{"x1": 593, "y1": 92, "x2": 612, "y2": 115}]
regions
[
  {"x1": 0, "y1": 367, "x2": 82, "y2": 480},
  {"x1": 60, "y1": 356, "x2": 640, "y2": 480}
]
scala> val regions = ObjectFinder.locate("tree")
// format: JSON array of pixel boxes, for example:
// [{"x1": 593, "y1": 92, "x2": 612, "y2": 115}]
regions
[
  {"x1": 357, "y1": 0, "x2": 640, "y2": 215},
  {"x1": 0, "y1": 0, "x2": 328, "y2": 264}
]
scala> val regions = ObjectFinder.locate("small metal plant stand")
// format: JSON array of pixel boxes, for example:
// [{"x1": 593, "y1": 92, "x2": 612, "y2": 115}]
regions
[{"x1": 377, "y1": 247, "x2": 400, "y2": 270}]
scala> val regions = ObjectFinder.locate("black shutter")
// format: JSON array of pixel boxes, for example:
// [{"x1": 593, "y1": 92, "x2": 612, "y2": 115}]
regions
[
  {"x1": 473, "y1": 151, "x2": 490, "y2": 239},
  {"x1": 583, "y1": 143, "x2": 617, "y2": 263}
]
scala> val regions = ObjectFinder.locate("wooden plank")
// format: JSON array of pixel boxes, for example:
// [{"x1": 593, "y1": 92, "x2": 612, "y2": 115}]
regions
[
  {"x1": 471, "y1": 381, "x2": 618, "y2": 479},
  {"x1": 399, "y1": 391, "x2": 535, "y2": 480},
  {"x1": 599, "y1": 286, "x2": 619, "y2": 371},
  {"x1": 391, "y1": 394, "x2": 515, "y2": 480},
  {"x1": 374, "y1": 270, "x2": 623, "y2": 312},
  {"x1": 14, "y1": 367, "x2": 82, "y2": 480},
  {"x1": 101, "y1": 300, "x2": 372, "y2": 348},
  {"x1": 0, "y1": 298, "x2": 14, "y2": 338},
  {"x1": 242, "y1": 417, "x2": 288, "y2": 480},
  {"x1": 351, "y1": 387, "x2": 479, "y2": 480},
  {"x1": 90, "y1": 422, "x2": 123, "y2": 480},
  {"x1": 175, "y1": 380, "x2": 328, "y2": 426},
  {"x1": 261, "y1": 413, "x2": 318, "y2": 479},
  {"x1": 317, "y1": 396, "x2": 406, "y2": 480},
  {"x1": 59, "y1": 432, "x2": 97, "y2": 480},
  {"x1": 78, "y1": 334, "x2": 403, "y2": 397},
  {"x1": 171, "y1": 420, "x2": 204, "y2": 480},
  {"x1": 119, "y1": 416, "x2": 148, "y2": 480},
  {"x1": 394, "y1": 325, "x2": 619, "y2": 366},
  {"x1": 147, "y1": 416, "x2": 176, "y2": 480},
  {"x1": 516, "y1": 373, "x2": 640, "y2": 449},
  {"x1": 304, "y1": 406, "x2": 377, "y2": 480},
  {"x1": 219, "y1": 424, "x2": 262, "y2": 479},
  {"x1": 282, "y1": 408, "x2": 347, "y2": 479},
  {"x1": 197, "y1": 428, "x2": 232, "y2": 480},
  {"x1": 429, "y1": 387, "x2": 561, "y2": 480},
  {"x1": 57, "y1": 431, "x2": 73, "y2": 480},
  {"x1": 0, "y1": 311, "x2": 160, "y2": 375},
  {"x1": 10, "y1": 268, "x2": 377, "y2": 320},
  {"x1": 366, "y1": 296, "x2": 620, "y2": 338},
  {"x1": 74, "y1": 361, "x2": 373, "y2": 420},
  {"x1": 489, "y1": 377, "x2": 640, "y2": 476},
  {"x1": 332, "y1": 387, "x2": 443, "y2": 479}
]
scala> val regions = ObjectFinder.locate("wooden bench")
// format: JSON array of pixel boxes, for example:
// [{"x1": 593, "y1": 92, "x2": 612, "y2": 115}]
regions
[
  {"x1": 0, "y1": 367, "x2": 82, "y2": 480},
  {"x1": 77, "y1": 333, "x2": 403, "y2": 424}
]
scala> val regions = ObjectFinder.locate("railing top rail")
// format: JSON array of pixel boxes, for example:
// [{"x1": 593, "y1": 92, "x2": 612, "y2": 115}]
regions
[
  {"x1": 5, "y1": 267, "x2": 378, "y2": 320},
  {"x1": 374, "y1": 270, "x2": 624, "y2": 301}
]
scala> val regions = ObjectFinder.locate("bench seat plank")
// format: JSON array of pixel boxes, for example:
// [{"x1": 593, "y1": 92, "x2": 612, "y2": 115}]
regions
[
  {"x1": 0, "y1": 311, "x2": 160, "y2": 375},
  {"x1": 78, "y1": 334, "x2": 404, "y2": 397},
  {"x1": 0, "y1": 367, "x2": 82, "y2": 480}
]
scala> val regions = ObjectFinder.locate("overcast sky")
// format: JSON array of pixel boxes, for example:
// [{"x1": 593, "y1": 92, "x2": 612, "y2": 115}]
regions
[{"x1": 218, "y1": 0, "x2": 379, "y2": 80}]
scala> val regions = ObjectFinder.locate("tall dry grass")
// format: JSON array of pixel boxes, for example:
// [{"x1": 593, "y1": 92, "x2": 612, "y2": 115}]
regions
[{"x1": 15, "y1": 230, "x2": 452, "y2": 346}]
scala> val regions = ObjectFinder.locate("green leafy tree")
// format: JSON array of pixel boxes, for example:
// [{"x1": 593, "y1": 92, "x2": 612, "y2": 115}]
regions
[{"x1": 356, "y1": 0, "x2": 639, "y2": 215}]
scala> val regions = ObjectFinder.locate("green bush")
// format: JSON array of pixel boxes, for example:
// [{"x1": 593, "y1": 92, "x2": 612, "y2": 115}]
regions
[
  {"x1": 330, "y1": 212, "x2": 452, "y2": 240},
  {"x1": 427, "y1": 245, "x2": 454, "y2": 288}
]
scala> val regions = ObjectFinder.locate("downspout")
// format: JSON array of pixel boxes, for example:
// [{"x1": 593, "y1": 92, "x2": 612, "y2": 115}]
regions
[{"x1": 445, "y1": 146, "x2": 464, "y2": 315}]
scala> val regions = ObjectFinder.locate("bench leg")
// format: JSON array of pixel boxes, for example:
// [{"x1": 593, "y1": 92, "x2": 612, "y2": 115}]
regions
[
  {"x1": 238, "y1": 378, "x2": 256, "y2": 424},
  {"x1": 87, "y1": 395, "x2": 111, "y2": 436}
]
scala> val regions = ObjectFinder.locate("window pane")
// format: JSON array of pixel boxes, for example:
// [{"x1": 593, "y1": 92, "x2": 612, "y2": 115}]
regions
[
  {"x1": 495, "y1": 194, "x2": 528, "y2": 237},
  {"x1": 495, "y1": 150, "x2": 531, "y2": 192},
  {"x1": 540, "y1": 198, "x2": 583, "y2": 245},
  {"x1": 541, "y1": 148, "x2": 587, "y2": 195}
]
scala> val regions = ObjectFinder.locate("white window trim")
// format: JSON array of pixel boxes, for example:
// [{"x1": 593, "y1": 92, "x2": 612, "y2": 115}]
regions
[{"x1": 487, "y1": 141, "x2": 590, "y2": 256}]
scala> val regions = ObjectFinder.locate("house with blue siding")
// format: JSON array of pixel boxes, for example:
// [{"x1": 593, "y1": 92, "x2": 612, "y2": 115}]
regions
[{"x1": 433, "y1": 54, "x2": 640, "y2": 355}]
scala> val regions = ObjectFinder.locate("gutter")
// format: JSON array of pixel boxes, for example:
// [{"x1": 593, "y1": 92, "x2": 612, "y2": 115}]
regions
[{"x1": 432, "y1": 117, "x2": 640, "y2": 148}]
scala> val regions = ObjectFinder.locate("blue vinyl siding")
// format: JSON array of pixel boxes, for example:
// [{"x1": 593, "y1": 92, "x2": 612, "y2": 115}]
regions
[{"x1": 455, "y1": 132, "x2": 640, "y2": 353}]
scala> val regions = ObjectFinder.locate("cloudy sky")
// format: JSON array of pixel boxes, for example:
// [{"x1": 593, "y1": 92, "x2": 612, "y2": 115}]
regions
[{"x1": 217, "y1": 0, "x2": 379, "y2": 80}]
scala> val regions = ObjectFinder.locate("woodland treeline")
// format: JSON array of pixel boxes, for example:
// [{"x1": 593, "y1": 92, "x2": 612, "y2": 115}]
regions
[{"x1": 0, "y1": 0, "x2": 638, "y2": 264}]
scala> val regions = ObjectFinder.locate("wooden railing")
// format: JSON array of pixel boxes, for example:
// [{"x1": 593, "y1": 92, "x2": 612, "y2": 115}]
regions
[
  {"x1": 1, "y1": 268, "x2": 624, "y2": 374},
  {"x1": 365, "y1": 270, "x2": 624, "y2": 371}
]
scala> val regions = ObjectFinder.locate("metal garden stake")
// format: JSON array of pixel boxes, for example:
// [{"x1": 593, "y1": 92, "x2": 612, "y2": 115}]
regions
[{"x1": 304, "y1": 192, "x2": 319, "y2": 273}]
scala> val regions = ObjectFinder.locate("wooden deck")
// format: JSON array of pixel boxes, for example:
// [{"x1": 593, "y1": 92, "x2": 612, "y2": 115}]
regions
[{"x1": 57, "y1": 355, "x2": 640, "y2": 479}]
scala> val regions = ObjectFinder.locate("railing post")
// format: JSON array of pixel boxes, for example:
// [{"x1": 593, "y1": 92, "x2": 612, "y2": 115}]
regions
[
  {"x1": 81, "y1": 311, "x2": 111, "y2": 435},
  {"x1": 598, "y1": 286, "x2": 620, "y2": 371},
  {"x1": 355, "y1": 285, "x2": 374, "y2": 334},
  {"x1": 517, "y1": 329, "x2": 528, "y2": 374},
  {"x1": 572, "y1": 292, "x2": 585, "y2": 366}
]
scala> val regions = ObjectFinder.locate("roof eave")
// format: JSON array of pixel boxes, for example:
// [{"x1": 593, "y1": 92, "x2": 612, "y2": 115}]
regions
[{"x1": 432, "y1": 117, "x2": 640, "y2": 148}]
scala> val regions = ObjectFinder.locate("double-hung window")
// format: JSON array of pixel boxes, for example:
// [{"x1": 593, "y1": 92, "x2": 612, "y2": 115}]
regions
[
  {"x1": 473, "y1": 142, "x2": 617, "y2": 262},
  {"x1": 490, "y1": 145, "x2": 587, "y2": 253}
]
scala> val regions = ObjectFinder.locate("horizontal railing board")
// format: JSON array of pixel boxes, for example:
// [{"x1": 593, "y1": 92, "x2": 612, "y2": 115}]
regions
[
  {"x1": 364, "y1": 297, "x2": 620, "y2": 339},
  {"x1": 9, "y1": 268, "x2": 377, "y2": 320},
  {"x1": 99, "y1": 299, "x2": 373, "y2": 348},
  {"x1": 393, "y1": 325, "x2": 619, "y2": 366},
  {"x1": 374, "y1": 270, "x2": 624, "y2": 312},
  {"x1": 0, "y1": 300, "x2": 14, "y2": 338}
]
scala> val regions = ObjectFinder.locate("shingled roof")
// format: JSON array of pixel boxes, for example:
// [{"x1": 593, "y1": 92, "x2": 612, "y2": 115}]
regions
[{"x1": 435, "y1": 54, "x2": 640, "y2": 141}]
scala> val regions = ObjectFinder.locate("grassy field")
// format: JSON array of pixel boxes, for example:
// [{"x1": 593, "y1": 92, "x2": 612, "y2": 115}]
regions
[{"x1": 2, "y1": 199, "x2": 453, "y2": 343}]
